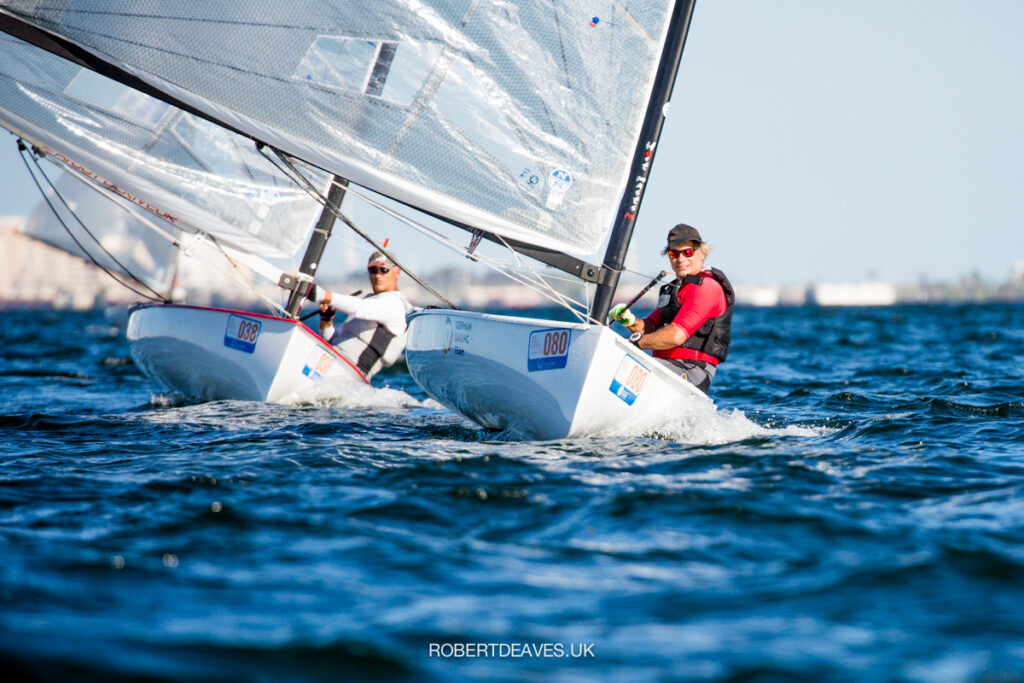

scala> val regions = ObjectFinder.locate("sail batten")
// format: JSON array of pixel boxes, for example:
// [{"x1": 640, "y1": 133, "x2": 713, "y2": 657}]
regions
[{"x1": 1, "y1": 1, "x2": 685, "y2": 260}]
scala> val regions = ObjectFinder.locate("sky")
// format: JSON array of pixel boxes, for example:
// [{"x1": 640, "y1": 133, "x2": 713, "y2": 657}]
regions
[{"x1": 2, "y1": 0, "x2": 1022, "y2": 289}]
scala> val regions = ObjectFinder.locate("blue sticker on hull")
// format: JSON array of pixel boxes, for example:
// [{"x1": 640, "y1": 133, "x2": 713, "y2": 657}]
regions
[
  {"x1": 609, "y1": 354, "x2": 650, "y2": 405},
  {"x1": 224, "y1": 314, "x2": 261, "y2": 354},
  {"x1": 528, "y1": 329, "x2": 571, "y2": 372}
]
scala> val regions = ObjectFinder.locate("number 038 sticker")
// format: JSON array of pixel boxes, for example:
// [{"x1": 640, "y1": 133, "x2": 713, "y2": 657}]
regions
[
  {"x1": 609, "y1": 354, "x2": 649, "y2": 405},
  {"x1": 224, "y1": 314, "x2": 262, "y2": 354}
]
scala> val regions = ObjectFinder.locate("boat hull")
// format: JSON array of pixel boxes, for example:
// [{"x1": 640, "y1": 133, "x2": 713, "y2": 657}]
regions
[
  {"x1": 126, "y1": 304, "x2": 367, "y2": 402},
  {"x1": 405, "y1": 309, "x2": 711, "y2": 439}
]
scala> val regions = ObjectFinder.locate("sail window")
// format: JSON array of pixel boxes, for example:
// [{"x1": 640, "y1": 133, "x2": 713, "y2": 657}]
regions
[
  {"x1": 64, "y1": 69, "x2": 169, "y2": 128},
  {"x1": 434, "y1": 59, "x2": 542, "y2": 198},
  {"x1": 172, "y1": 114, "x2": 248, "y2": 180},
  {"x1": 294, "y1": 37, "x2": 440, "y2": 106}
]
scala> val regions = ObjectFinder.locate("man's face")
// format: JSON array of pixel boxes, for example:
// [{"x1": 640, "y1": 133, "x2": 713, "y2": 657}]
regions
[
  {"x1": 667, "y1": 241, "x2": 705, "y2": 278},
  {"x1": 367, "y1": 263, "x2": 400, "y2": 293}
]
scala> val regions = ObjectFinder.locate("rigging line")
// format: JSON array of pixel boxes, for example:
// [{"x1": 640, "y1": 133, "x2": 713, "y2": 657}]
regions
[
  {"x1": 202, "y1": 233, "x2": 284, "y2": 316},
  {"x1": 484, "y1": 229, "x2": 590, "y2": 320},
  {"x1": 38, "y1": 145, "x2": 290, "y2": 316},
  {"x1": 261, "y1": 146, "x2": 458, "y2": 310},
  {"x1": 257, "y1": 146, "x2": 593, "y2": 318},
  {"x1": 253, "y1": 141, "x2": 589, "y2": 312},
  {"x1": 23, "y1": 144, "x2": 168, "y2": 302},
  {"x1": 18, "y1": 142, "x2": 169, "y2": 303},
  {"x1": 314, "y1": 172, "x2": 594, "y2": 317},
  {"x1": 331, "y1": 182, "x2": 592, "y2": 318},
  {"x1": 486, "y1": 230, "x2": 590, "y2": 322}
]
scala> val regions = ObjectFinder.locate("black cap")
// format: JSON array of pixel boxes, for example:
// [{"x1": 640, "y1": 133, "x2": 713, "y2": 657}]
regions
[{"x1": 666, "y1": 223, "x2": 702, "y2": 249}]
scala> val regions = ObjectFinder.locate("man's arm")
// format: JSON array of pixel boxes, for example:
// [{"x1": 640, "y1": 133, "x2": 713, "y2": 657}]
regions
[
  {"x1": 625, "y1": 317, "x2": 659, "y2": 335},
  {"x1": 635, "y1": 322, "x2": 687, "y2": 350},
  {"x1": 329, "y1": 293, "x2": 393, "y2": 323},
  {"x1": 319, "y1": 291, "x2": 409, "y2": 341}
]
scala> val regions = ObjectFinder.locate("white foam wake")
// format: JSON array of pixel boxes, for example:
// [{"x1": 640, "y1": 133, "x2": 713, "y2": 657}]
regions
[
  {"x1": 278, "y1": 375, "x2": 443, "y2": 410},
  {"x1": 599, "y1": 396, "x2": 831, "y2": 445}
]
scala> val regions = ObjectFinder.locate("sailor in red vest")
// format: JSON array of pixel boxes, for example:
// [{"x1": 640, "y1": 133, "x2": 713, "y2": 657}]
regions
[
  {"x1": 318, "y1": 251, "x2": 413, "y2": 380},
  {"x1": 609, "y1": 224, "x2": 734, "y2": 393}
]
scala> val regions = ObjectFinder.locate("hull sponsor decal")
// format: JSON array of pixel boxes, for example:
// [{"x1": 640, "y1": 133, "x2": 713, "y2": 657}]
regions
[
  {"x1": 609, "y1": 354, "x2": 649, "y2": 405},
  {"x1": 528, "y1": 328, "x2": 571, "y2": 372},
  {"x1": 302, "y1": 346, "x2": 335, "y2": 380},
  {"x1": 224, "y1": 315, "x2": 261, "y2": 354}
]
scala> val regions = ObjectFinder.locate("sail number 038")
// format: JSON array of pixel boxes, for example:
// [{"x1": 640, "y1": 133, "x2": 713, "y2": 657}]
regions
[{"x1": 235, "y1": 319, "x2": 260, "y2": 342}]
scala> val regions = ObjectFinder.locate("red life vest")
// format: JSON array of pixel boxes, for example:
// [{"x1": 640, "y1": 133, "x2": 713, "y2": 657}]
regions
[{"x1": 655, "y1": 267, "x2": 734, "y2": 363}]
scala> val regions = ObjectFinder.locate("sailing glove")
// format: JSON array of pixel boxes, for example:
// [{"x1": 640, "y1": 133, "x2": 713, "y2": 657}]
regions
[
  {"x1": 319, "y1": 305, "x2": 336, "y2": 323},
  {"x1": 609, "y1": 304, "x2": 636, "y2": 327}
]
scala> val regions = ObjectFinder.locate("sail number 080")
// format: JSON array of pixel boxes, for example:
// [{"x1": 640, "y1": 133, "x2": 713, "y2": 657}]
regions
[
  {"x1": 542, "y1": 330, "x2": 569, "y2": 356},
  {"x1": 624, "y1": 364, "x2": 648, "y2": 394}
]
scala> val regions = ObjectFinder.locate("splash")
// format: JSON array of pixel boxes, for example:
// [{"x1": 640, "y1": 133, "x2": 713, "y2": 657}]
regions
[
  {"x1": 279, "y1": 374, "x2": 442, "y2": 410},
  {"x1": 606, "y1": 397, "x2": 830, "y2": 445},
  {"x1": 149, "y1": 391, "x2": 189, "y2": 408}
]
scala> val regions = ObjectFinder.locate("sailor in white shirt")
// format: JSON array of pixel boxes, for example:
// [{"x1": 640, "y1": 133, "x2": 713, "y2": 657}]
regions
[{"x1": 318, "y1": 251, "x2": 413, "y2": 379}]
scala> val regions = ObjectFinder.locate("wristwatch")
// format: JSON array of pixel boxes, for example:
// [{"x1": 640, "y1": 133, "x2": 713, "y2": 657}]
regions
[{"x1": 628, "y1": 331, "x2": 642, "y2": 345}]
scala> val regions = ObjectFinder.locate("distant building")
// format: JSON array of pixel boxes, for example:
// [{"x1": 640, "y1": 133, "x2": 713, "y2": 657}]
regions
[
  {"x1": 809, "y1": 281, "x2": 898, "y2": 306},
  {"x1": 0, "y1": 215, "x2": 136, "y2": 309},
  {"x1": 1, "y1": 214, "x2": 266, "y2": 309},
  {"x1": 733, "y1": 284, "x2": 781, "y2": 307},
  {"x1": 1011, "y1": 260, "x2": 1024, "y2": 285}
]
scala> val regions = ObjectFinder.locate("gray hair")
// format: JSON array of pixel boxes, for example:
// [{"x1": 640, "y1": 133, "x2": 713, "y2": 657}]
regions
[{"x1": 367, "y1": 250, "x2": 395, "y2": 267}]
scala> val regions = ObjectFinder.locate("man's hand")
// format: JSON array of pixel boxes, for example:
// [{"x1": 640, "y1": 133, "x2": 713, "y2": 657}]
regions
[
  {"x1": 319, "y1": 301, "x2": 336, "y2": 325},
  {"x1": 609, "y1": 303, "x2": 636, "y2": 327}
]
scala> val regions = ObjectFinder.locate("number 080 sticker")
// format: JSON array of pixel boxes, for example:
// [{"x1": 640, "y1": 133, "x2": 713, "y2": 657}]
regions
[
  {"x1": 609, "y1": 354, "x2": 650, "y2": 405},
  {"x1": 224, "y1": 314, "x2": 262, "y2": 354},
  {"x1": 528, "y1": 328, "x2": 572, "y2": 372}
]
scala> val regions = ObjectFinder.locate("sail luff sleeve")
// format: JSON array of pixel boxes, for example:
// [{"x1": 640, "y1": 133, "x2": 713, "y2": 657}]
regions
[{"x1": 590, "y1": 0, "x2": 698, "y2": 323}]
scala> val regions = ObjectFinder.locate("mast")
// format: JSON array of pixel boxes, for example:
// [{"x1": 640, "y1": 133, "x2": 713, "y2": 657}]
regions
[
  {"x1": 589, "y1": 0, "x2": 697, "y2": 323},
  {"x1": 284, "y1": 175, "x2": 347, "y2": 318}
]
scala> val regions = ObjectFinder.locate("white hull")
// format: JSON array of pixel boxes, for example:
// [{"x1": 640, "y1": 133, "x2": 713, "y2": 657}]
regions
[
  {"x1": 126, "y1": 304, "x2": 367, "y2": 402},
  {"x1": 405, "y1": 309, "x2": 711, "y2": 440}
]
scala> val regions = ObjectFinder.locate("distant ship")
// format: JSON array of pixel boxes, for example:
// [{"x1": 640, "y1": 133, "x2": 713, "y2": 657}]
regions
[{"x1": 810, "y1": 282, "x2": 898, "y2": 306}]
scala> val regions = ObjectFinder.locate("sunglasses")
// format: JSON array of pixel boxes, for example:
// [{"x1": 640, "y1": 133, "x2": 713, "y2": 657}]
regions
[
  {"x1": 666, "y1": 247, "x2": 696, "y2": 259},
  {"x1": 367, "y1": 266, "x2": 391, "y2": 274}
]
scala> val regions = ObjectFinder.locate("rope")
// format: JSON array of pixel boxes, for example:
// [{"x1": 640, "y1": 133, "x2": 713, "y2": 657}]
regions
[
  {"x1": 256, "y1": 144, "x2": 457, "y2": 309},
  {"x1": 260, "y1": 146, "x2": 604, "y2": 320},
  {"x1": 18, "y1": 141, "x2": 169, "y2": 303},
  {"x1": 25, "y1": 140, "x2": 290, "y2": 316}
]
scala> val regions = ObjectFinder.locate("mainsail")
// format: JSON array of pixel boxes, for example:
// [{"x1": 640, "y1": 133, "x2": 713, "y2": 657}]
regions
[
  {"x1": 23, "y1": 171, "x2": 177, "y2": 293},
  {"x1": 0, "y1": 1, "x2": 685, "y2": 265},
  {"x1": 0, "y1": 32, "x2": 327, "y2": 263}
]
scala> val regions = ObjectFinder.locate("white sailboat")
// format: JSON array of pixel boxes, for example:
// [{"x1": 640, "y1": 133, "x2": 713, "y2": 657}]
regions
[
  {"x1": 1, "y1": 1, "x2": 711, "y2": 437},
  {"x1": 0, "y1": 32, "x2": 369, "y2": 400}
]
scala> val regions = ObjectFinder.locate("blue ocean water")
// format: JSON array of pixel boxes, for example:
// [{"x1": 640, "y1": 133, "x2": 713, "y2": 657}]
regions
[{"x1": 1, "y1": 304, "x2": 1022, "y2": 682}]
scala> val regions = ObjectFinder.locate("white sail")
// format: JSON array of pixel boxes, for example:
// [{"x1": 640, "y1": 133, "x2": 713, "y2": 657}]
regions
[
  {"x1": 0, "y1": 1, "x2": 677, "y2": 257},
  {"x1": 0, "y1": 33, "x2": 326, "y2": 261},
  {"x1": 23, "y1": 172, "x2": 177, "y2": 292}
]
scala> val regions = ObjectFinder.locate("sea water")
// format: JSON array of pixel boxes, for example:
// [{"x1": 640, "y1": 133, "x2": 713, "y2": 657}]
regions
[{"x1": 1, "y1": 304, "x2": 1022, "y2": 682}]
